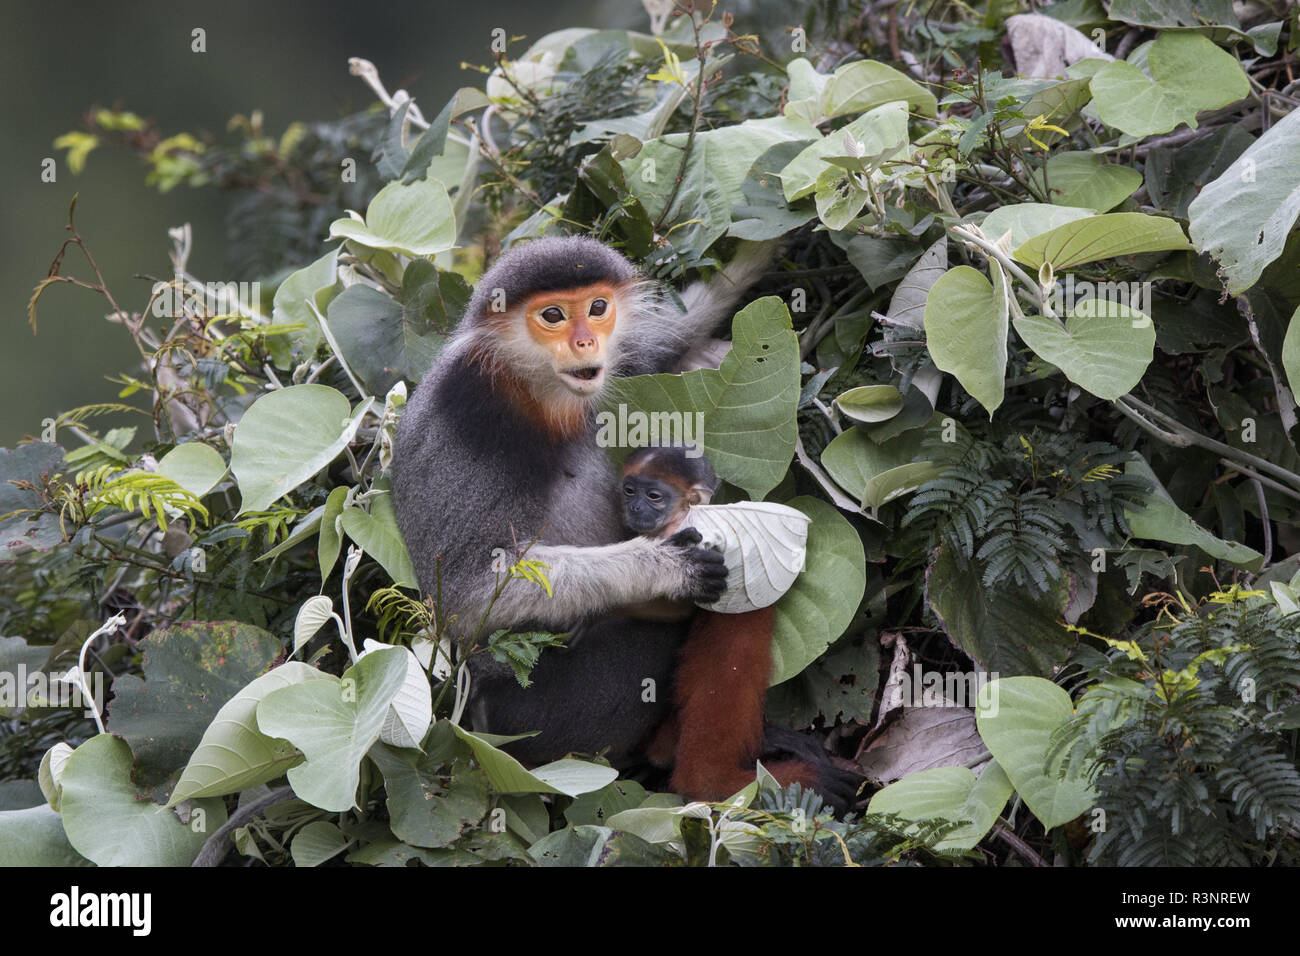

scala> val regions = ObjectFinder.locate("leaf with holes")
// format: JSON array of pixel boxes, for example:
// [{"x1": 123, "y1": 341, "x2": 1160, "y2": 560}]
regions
[{"x1": 608, "y1": 296, "x2": 799, "y2": 500}]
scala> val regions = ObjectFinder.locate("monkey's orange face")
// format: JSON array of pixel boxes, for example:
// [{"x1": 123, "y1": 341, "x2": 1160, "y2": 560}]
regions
[{"x1": 523, "y1": 282, "x2": 618, "y2": 396}]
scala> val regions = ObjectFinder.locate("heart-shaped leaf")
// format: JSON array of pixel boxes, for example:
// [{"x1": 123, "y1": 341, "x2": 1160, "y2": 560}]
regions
[
  {"x1": 868, "y1": 761, "x2": 1013, "y2": 851},
  {"x1": 976, "y1": 676, "x2": 1097, "y2": 829},
  {"x1": 60, "y1": 734, "x2": 228, "y2": 866},
  {"x1": 1089, "y1": 32, "x2": 1249, "y2": 137},
  {"x1": 1012, "y1": 299, "x2": 1154, "y2": 400},
  {"x1": 327, "y1": 179, "x2": 457, "y2": 257},
  {"x1": 168, "y1": 662, "x2": 332, "y2": 805},
  {"x1": 1011, "y1": 213, "x2": 1192, "y2": 270},
  {"x1": 255, "y1": 647, "x2": 410, "y2": 811},
  {"x1": 923, "y1": 264, "x2": 1009, "y2": 417},
  {"x1": 231, "y1": 385, "x2": 371, "y2": 514}
]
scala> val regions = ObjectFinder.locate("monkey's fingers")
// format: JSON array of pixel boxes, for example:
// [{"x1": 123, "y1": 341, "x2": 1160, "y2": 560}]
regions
[{"x1": 663, "y1": 530, "x2": 729, "y2": 603}]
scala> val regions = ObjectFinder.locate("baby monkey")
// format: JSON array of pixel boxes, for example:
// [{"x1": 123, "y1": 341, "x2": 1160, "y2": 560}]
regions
[{"x1": 619, "y1": 445, "x2": 859, "y2": 810}]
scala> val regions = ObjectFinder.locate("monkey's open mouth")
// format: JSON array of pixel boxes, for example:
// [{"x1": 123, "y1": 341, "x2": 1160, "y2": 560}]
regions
[{"x1": 561, "y1": 365, "x2": 605, "y2": 389}]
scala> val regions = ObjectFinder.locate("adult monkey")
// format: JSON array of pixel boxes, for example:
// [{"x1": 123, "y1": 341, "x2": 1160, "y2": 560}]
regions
[{"x1": 392, "y1": 235, "x2": 764, "y2": 765}]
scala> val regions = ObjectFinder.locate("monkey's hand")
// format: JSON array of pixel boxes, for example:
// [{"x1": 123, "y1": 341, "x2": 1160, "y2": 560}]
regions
[{"x1": 664, "y1": 528, "x2": 728, "y2": 604}]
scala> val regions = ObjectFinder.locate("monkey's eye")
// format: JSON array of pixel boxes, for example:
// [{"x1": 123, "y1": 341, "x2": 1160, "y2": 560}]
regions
[
  {"x1": 589, "y1": 298, "x2": 608, "y2": 317},
  {"x1": 540, "y1": 306, "x2": 565, "y2": 325},
  {"x1": 623, "y1": 484, "x2": 635, "y2": 497},
  {"x1": 647, "y1": 491, "x2": 662, "y2": 502}
]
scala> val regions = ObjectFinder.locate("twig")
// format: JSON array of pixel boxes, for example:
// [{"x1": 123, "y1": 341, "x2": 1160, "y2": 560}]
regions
[
  {"x1": 1250, "y1": 477, "x2": 1272, "y2": 567},
  {"x1": 1219, "y1": 459, "x2": 1300, "y2": 505},
  {"x1": 1121, "y1": 394, "x2": 1300, "y2": 493},
  {"x1": 992, "y1": 819, "x2": 1050, "y2": 867},
  {"x1": 654, "y1": 7, "x2": 709, "y2": 234},
  {"x1": 1240, "y1": 297, "x2": 1298, "y2": 440},
  {"x1": 191, "y1": 785, "x2": 296, "y2": 867},
  {"x1": 950, "y1": 224, "x2": 1058, "y2": 321},
  {"x1": 794, "y1": 435, "x2": 864, "y2": 514}
]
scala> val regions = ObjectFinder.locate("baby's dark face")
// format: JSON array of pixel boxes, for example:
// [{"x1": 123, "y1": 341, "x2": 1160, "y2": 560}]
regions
[{"x1": 620, "y1": 474, "x2": 681, "y2": 537}]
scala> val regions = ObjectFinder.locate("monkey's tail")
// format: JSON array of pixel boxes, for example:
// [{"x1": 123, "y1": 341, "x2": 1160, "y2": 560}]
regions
[{"x1": 676, "y1": 239, "x2": 778, "y2": 335}]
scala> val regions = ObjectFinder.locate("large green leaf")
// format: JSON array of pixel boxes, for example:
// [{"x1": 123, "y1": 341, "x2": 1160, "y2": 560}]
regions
[
  {"x1": 167, "y1": 662, "x2": 330, "y2": 805},
  {"x1": 0, "y1": 804, "x2": 91, "y2": 866},
  {"x1": 326, "y1": 259, "x2": 467, "y2": 394},
  {"x1": 923, "y1": 265, "x2": 1008, "y2": 417},
  {"x1": 156, "y1": 441, "x2": 227, "y2": 498},
  {"x1": 780, "y1": 101, "x2": 909, "y2": 202},
  {"x1": 60, "y1": 734, "x2": 228, "y2": 866},
  {"x1": 783, "y1": 57, "x2": 937, "y2": 124},
  {"x1": 622, "y1": 116, "x2": 816, "y2": 254},
  {"x1": 608, "y1": 296, "x2": 799, "y2": 500},
  {"x1": 820, "y1": 422, "x2": 941, "y2": 512},
  {"x1": 979, "y1": 203, "x2": 1094, "y2": 250},
  {"x1": 867, "y1": 761, "x2": 1013, "y2": 852},
  {"x1": 231, "y1": 385, "x2": 371, "y2": 513},
  {"x1": 975, "y1": 676, "x2": 1096, "y2": 829},
  {"x1": 108, "y1": 620, "x2": 284, "y2": 789},
  {"x1": 1107, "y1": 0, "x2": 1280, "y2": 55},
  {"x1": 926, "y1": 542, "x2": 1075, "y2": 677},
  {"x1": 450, "y1": 725, "x2": 619, "y2": 796},
  {"x1": 769, "y1": 496, "x2": 866, "y2": 684},
  {"x1": 1011, "y1": 212, "x2": 1192, "y2": 270},
  {"x1": 327, "y1": 179, "x2": 457, "y2": 257},
  {"x1": 1012, "y1": 299, "x2": 1155, "y2": 401},
  {"x1": 369, "y1": 736, "x2": 489, "y2": 849},
  {"x1": 271, "y1": 248, "x2": 339, "y2": 358},
  {"x1": 1187, "y1": 108, "x2": 1300, "y2": 295},
  {"x1": 256, "y1": 647, "x2": 410, "y2": 812},
  {"x1": 1089, "y1": 32, "x2": 1249, "y2": 137},
  {"x1": 340, "y1": 487, "x2": 418, "y2": 588},
  {"x1": 1044, "y1": 152, "x2": 1142, "y2": 212},
  {"x1": 1123, "y1": 459, "x2": 1262, "y2": 570}
]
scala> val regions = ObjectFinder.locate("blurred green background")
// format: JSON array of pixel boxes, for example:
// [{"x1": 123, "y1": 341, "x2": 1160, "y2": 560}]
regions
[{"x1": 0, "y1": 0, "x2": 646, "y2": 446}]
